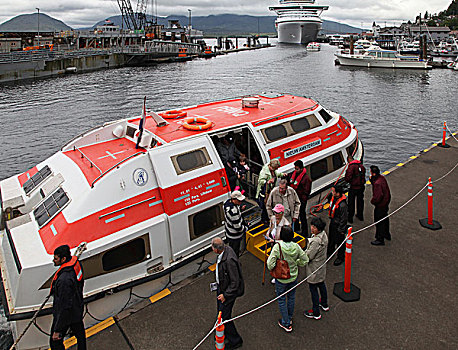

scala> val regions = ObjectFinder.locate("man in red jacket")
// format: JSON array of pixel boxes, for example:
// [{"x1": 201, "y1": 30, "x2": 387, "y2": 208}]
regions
[
  {"x1": 288, "y1": 160, "x2": 312, "y2": 236},
  {"x1": 344, "y1": 155, "x2": 366, "y2": 223},
  {"x1": 370, "y1": 166, "x2": 391, "y2": 246}
]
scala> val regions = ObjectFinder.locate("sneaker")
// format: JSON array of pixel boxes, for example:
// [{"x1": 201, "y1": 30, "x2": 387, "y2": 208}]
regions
[
  {"x1": 278, "y1": 319, "x2": 292, "y2": 332},
  {"x1": 371, "y1": 240, "x2": 385, "y2": 246},
  {"x1": 333, "y1": 258, "x2": 344, "y2": 266},
  {"x1": 319, "y1": 303, "x2": 330, "y2": 312},
  {"x1": 304, "y1": 310, "x2": 321, "y2": 320},
  {"x1": 385, "y1": 234, "x2": 392, "y2": 241},
  {"x1": 271, "y1": 278, "x2": 276, "y2": 284}
]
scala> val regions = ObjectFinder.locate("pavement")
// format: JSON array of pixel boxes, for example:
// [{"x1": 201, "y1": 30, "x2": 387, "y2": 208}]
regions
[{"x1": 75, "y1": 135, "x2": 458, "y2": 350}]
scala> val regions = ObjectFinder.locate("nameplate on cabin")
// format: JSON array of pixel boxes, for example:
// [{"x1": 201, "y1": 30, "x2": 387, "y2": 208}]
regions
[{"x1": 283, "y1": 138, "x2": 321, "y2": 159}]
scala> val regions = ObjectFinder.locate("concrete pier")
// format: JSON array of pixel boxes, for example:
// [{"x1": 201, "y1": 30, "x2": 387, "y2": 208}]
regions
[{"x1": 72, "y1": 134, "x2": 457, "y2": 349}]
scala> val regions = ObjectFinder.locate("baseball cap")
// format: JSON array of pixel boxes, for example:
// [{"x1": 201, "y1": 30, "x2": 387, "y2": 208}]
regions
[
  {"x1": 273, "y1": 204, "x2": 285, "y2": 213},
  {"x1": 231, "y1": 190, "x2": 245, "y2": 201}
]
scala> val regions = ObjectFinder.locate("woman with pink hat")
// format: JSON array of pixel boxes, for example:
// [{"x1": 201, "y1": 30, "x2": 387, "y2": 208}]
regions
[{"x1": 266, "y1": 203, "x2": 290, "y2": 242}]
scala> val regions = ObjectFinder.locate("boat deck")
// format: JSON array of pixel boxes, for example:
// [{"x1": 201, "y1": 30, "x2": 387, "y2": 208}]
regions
[{"x1": 76, "y1": 134, "x2": 458, "y2": 349}]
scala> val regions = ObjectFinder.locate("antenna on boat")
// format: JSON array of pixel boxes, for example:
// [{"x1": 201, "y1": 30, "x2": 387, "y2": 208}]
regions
[{"x1": 9, "y1": 242, "x2": 88, "y2": 350}]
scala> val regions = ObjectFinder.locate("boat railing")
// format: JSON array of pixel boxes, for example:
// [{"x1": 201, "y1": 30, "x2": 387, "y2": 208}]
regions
[
  {"x1": 73, "y1": 146, "x2": 103, "y2": 175},
  {"x1": 91, "y1": 152, "x2": 145, "y2": 188},
  {"x1": 253, "y1": 103, "x2": 319, "y2": 126}
]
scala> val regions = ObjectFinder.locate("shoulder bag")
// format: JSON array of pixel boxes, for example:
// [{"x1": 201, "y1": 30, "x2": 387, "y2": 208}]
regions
[{"x1": 270, "y1": 243, "x2": 291, "y2": 279}]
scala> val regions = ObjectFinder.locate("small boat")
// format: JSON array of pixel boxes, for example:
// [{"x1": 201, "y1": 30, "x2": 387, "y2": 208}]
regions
[
  {"x1": 397, "y1": 40, "x2": 421, "y2": 56},
  {"x1": 0, "y1": 93, "x2": 362, "y2": 349},
  {"x1": 306, "y1": 42, "x2": 321, "y2": 51},
  {"x1": 335, "y1": 45, "x2": 432, "y2": 69},
  {"x1": 447, "y1": 57, "x2": 458, "y2": 70}
]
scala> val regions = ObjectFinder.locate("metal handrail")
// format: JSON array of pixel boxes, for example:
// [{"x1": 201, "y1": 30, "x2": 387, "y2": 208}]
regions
[
  {"x1": 99, "y1": 196, "x2": 156, "y2": 219},
  {"x1": 73, "y1": 146, "x2": 103, "y2": 174},
  {"x1": 253, "y1": 103, "x2": 319, "y2": 126},
  {"x1": 91, "y1": 152, "x2": 145, "y2": 188}
]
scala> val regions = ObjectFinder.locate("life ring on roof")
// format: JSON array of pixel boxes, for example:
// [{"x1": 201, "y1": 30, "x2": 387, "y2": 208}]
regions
[
  {"x1": 159, "y1": 110, "x2": 187, "y2": 119},
  {"x1": 182, "y1": 117, "x2": 212, "y2": 131}
]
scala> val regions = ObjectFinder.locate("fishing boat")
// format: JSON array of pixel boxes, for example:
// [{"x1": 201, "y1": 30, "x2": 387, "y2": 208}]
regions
[
  {"x1": 335, "y1": 45, "x2": 432, "y2": 69},
  {"x1": 0, "y1": 93, "x2": 362, "y2": 349},
  {"x1": 306, "y1": 42, "x2": 321, "y2": 51},
  {"x1": 269, "y1": 0, "x2": 329, "y2": 45}
]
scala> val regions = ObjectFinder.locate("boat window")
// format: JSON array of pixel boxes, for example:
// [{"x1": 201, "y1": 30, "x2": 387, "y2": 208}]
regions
[
  {"x1": 102, "y1": 237, "x2": 147, "y2": 272},
  {"x1": 264, "y1": 124, "x2": 287, "y2": 142},
  {"x1": 23, "y1": 165, "x2": 52, "y2": 195},
  {"x1": 33, "y1": 188, "x2": 69, "y2": 227},
  {"x1": 291, "y1": 118, "x2": 310, "y2": 133},
  {"x1": 172, "y1": 147, "x2": 212, "y2": 175},
  {"x1": 368, "y1": 52, "x2": 377, "y2": 56},
  {"x1": 318, "y1": 109, "x2": 332, "y2": 123},
  {"x1": 346, "y1": 139, "x2": 358, "y2": 156},
  {"x1": 189, "y1": 203, "x2": 224, "y2": 240},
  {"x1": 332, "y1": 152, "x2": 344, "y2": 170},
  {"x1": 126, "y1": 125, "x2": 136, "y2": 138},
  {"x1": 310, "y1": 158, "x2": 328, "y2": 181}
]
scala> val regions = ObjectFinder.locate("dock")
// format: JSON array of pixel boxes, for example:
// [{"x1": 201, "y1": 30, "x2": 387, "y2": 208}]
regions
[{"x1": 70, "y1": 133, "x2": 457, "y2": 349}]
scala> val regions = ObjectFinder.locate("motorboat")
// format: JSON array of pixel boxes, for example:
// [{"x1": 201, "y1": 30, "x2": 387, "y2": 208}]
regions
[
  {"x1": 306, "y1": 42, "x2": 321, "y2": 51},
  {"x1": 0, "y1": 93, "x2": 363, "y2": 349},
  {"x1": 335, "y1": 45, "x2": 432, "y2": 69},
  {"x1": 269, "y1": 0, "x2": 329, "y2": 45},
  {"x1": 397, "y1": 40, "x2": 421, "y2": 56}
]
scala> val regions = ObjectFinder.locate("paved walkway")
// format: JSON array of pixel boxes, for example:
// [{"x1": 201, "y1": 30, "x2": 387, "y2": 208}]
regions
[{"x1": 80, "y1": 136, "x2": 458, "y2": 350}]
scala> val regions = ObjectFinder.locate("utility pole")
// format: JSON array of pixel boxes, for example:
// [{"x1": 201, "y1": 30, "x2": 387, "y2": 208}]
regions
[{"x1": 36, "y1": 8, "x2": 40, "y2": 46}]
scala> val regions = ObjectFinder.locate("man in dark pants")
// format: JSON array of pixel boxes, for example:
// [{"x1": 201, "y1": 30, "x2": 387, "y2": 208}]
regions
[
  {"x1": 317, "y1": 185, "x2": 348, "y2": 266},
  {"x1": 50, "y1": 245, "x2": 86, "y2": 350},
  {"x1": 288, "y1": 160, "x2": 312, "y2": 237},
  {"x1": 212, "y1": 237, "x2": 244, "y2": 350},
  {"x1": 370, "y1": 166, "x2": 391, "y2": 246},
  {"x1": 344, "y1": 155, "x2": 366, "y2": 223}
]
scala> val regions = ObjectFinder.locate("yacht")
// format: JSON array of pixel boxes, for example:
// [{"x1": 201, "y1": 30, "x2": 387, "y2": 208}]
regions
[
  {"x1": 269, "y1": 0, "x2": 329, "y2": 44},
  {"x1": 306, "y1": 42, "x2": 321, "y2": 51},
  {"x1": 335, "y1": 45, "x2": 432, "y2": 69}
]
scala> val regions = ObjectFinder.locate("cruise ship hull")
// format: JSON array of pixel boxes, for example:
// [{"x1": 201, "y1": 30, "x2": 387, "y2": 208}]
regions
[{"x1": 276, "y1": 20, "x2": 322, "y2": 44}]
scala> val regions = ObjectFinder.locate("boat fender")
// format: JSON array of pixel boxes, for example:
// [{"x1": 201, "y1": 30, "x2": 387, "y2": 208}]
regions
[
  {"x1": 159, "y1": 110, "x2": 187, "y2": 119},
  {"x1": 182, "y1": 117, "x2": 212, "y2": 131}
]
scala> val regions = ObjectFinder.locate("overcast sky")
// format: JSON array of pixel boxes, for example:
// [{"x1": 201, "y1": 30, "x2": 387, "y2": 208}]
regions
[{"x1": 0, "y1": 0, "x2": 452, "y2": 29}]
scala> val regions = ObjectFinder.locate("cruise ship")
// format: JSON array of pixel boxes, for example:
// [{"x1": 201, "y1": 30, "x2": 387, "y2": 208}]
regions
[{"x1": 269, "y1": 0, "x2": 329, "y2": 44}]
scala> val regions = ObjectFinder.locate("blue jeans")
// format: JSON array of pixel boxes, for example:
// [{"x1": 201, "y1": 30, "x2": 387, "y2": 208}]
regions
[
  {"x1": 309, "y1": 281, "x2": 328, "y2": 316},
  {"x1": 275, "y1": 279, "x2": 297, "y2": 327}
]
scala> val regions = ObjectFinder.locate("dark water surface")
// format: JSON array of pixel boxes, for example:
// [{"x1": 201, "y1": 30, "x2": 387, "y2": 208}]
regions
[
  {"x1": 0, "y1": 43, "x2": 457, "y2": 346},
  {"x1": 0, "y1": 44, "x2": 457, "y2": 180}
]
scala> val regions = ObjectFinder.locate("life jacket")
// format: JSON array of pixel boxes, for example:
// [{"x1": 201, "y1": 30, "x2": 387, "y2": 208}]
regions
[
  {"x1": 328, "y1": 195, "x2": 347, "y2": 218},
  {"x1": 290, "y1": 168, "x2": 306, "y2": 190},
  {"x1": 50, "y1": 256, "x2": 83, "y2": 293}
]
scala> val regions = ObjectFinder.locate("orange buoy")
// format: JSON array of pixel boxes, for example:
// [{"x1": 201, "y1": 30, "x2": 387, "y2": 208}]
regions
[
  {"x1": 182, "y1": 117, "x2": 212, "y2": 131},
  {"x1": 159, "y1": 110, "x2": 187, "y2": 119}
]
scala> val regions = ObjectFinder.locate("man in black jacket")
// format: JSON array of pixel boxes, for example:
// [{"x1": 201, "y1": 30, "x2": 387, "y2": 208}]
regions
[
  {"x1": 317, "y1": 185, "x2": 348, "y2": 266},
  {"x1": 212, "y1": 237, "x2": 244, "y2": 350},
  {"x1": 50, "y1": 245, "x2": 86, "y2": 350}
]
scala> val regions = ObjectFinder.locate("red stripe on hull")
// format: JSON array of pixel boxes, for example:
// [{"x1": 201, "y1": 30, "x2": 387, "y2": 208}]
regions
[
  {"x1": 17, "y1": 166, "x2": 38, "y2": 186},
  {"x1": 39, "y1": 188, "x2": 163, "y2": 254}
]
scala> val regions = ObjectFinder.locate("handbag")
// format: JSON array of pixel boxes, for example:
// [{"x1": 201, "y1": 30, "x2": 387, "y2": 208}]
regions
[{"x1": 270, "y1": 243, "x2": 291, "y2": 280}]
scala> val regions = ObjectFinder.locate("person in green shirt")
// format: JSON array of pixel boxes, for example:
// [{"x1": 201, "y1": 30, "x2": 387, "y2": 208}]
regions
[
  {"x1": 267, "y1": 226, "x2": 308, "y2": 332},
  {"x1": 256, "y1": 159, "x2": 284, "y2": 223}
]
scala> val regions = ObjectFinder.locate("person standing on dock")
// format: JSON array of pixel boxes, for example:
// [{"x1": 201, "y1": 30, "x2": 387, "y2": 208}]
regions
[
  {"x1": 369, "y1": 166, "x2": 391, "y2": 246},
  {"x1": 211, "y1": 237, "x2": 244, "y2": 350},
  {"x1": 288, "y1": 160, "x2": 312, "y2": 236},
  {"x1": 224, "y1": 190, "x2": 248, "y2": 257},
  {"x1": 345, "y1": 155, "x2": 366, "y2": 223},
  {"x1": 316, "y1": 185, "x2": 348, "y2": 266},
  {"x1": 50, "y1": 245, "x2": 86, "y2": 350}
]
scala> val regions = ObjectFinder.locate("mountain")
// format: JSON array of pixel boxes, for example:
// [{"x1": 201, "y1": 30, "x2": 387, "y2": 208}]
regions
[
  {"x1": 91, "y1": 14, "x2": 362, "y2": 35},
  {"x1": 0, "y1": 13, "x2": 72, "y2": 32}
]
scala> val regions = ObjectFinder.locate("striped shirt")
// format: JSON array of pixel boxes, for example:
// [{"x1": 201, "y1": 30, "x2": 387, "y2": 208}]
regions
[{"x1": 223, "y1": 199, "x2": 246, "y2": 240}]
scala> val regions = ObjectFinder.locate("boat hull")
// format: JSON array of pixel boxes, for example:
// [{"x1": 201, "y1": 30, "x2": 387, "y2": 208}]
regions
[
  {"x1": 335, "y1": 55, "x2": 431, "y2": 69},
  {"x1": 276, "y1": 20, "x2": 322, "y2": 45}
]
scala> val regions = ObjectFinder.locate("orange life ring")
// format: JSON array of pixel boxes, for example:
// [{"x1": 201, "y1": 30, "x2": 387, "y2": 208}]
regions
[
  {"x1": 182, "y1": 117, "x2": 212, "y2": 131},
  {"x1": 159, "y1": 110, "x2": 187, "y2": 119}
]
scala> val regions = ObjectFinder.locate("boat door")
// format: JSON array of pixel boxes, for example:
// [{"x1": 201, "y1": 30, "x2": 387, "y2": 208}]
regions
[{"x1": 148, "y1": 135, "x2": 230, "y2": 260}]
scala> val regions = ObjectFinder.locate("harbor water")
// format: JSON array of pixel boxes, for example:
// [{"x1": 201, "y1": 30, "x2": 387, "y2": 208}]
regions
[{"x1": 0, "y1": 42, "x2": 457, "y2": 346}]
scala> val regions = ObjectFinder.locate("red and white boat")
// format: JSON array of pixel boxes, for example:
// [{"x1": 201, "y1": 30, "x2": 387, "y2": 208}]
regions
[{"x1": 0, "y1": 93, "x2": 362, "y2": 349}]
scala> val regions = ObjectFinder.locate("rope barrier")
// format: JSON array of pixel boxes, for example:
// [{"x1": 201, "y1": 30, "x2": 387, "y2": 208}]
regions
[
  {"x1": 445, "y1": 124, "x2": 458, "y2": 142},
  {"x1": 192, "y1": 153, "x2": 458, "y2": 349}
]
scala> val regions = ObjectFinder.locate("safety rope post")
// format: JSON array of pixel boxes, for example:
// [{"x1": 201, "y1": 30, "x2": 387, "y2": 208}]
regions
[
  {"x1": 419, "y1": 177, "x2": 442, "y2": 230},
  {"x1": 333, "y1": 227, "x2": 361, "y2": 302},
  {"x1": 215, "y1": 311, "x2": 225, "y2": 350},
  {"x1": 438, "y1": 121, "x2": 451, "y2": 148}
]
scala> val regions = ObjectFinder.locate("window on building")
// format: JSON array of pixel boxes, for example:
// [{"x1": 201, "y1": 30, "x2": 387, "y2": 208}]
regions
[
  {"x1": 189, "y1": 203, "x2": 223, "y2": 240},
  {"x1": 102, "y1": 237, "x2": 148, "y2": 272},
  {"x1": 172, "y1": 147, "x2": 212, "y2": 175}
]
